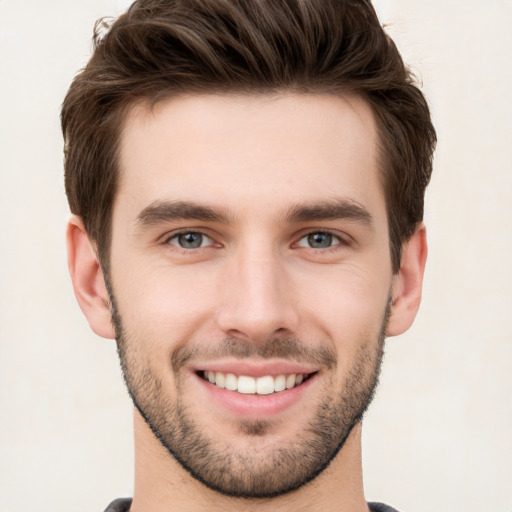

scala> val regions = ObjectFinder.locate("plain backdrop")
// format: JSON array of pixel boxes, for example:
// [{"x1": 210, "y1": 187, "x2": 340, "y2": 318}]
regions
[{"x1": 1, "y1": 1, "x2": 511, "y2": 511}]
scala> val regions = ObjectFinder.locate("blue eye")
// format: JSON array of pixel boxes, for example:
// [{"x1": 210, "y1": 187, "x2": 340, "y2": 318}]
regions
[
  {"x1": 297, "y1": 232, "x2": 340, "y2": 249},
  {"x1": 168, "y1": 232, "x2": 212, "y2": 249}
]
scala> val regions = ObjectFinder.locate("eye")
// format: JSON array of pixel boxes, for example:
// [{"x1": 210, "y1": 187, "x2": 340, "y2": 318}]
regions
[
  {"x1": 296, "y1": 231, "x2": 342, "y2": 249},
  {"x1": 167, "y1": 231, "x2": 213, "y2": 249}
]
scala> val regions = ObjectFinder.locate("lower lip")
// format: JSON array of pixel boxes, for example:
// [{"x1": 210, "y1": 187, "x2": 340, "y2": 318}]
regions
[{"x1": 194, "y1": 373, "x2": 318, "y2": 418}]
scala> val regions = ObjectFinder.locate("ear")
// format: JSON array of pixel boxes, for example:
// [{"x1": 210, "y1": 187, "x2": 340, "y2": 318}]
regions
[
  {"x1": 66, "y1": 216, "x2": 115, "y2": 339},
  {"x1": 387, "y1": 224, "x2": 428, "y2": 337}
]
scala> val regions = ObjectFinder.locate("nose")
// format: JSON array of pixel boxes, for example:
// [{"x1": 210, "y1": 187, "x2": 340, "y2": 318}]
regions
[{"x1": 215, "y1": 241, "x2": 299, "y2": 343}]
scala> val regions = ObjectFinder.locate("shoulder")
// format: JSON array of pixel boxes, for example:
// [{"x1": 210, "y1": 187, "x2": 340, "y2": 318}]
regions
[
  {"x1": 103, "y1": 498, "x2": 397, "y2": 512},
  {"x1": 103, "y1": 498, "x2": 132, "y2": 512},
  {"x1": 368, "y1": 502, "x2": 401, "y2": 512}
]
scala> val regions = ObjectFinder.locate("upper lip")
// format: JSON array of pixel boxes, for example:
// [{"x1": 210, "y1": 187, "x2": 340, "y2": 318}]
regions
[{"x1": 192, "y1": 359, "x2": 319, "y2": 378}]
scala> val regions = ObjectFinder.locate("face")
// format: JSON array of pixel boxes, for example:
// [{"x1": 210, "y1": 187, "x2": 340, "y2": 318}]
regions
[{"x1": 108, "y1": 93, "x2": 394, "y2": 497}]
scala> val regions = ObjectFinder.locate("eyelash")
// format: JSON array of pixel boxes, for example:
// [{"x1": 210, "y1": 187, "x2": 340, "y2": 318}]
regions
[
  {"x1": 294, "y1": 230, "x2": 348, "y2": 251},
  {"x1": 162, "y1": 229, "x2": 350, "y2": 252},
  {"x1": 164, "y1": 230, "x2": 216, "y2": 250}
]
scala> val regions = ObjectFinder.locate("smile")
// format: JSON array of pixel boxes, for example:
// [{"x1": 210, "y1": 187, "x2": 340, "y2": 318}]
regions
[{"x1": 201, "y1": 370, "x2": 314, "y2": 395}]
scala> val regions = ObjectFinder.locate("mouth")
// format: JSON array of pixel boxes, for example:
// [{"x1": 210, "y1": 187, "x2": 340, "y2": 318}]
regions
[{"x1": 198, "y1": 370, "x2": 316, "y2": 395}]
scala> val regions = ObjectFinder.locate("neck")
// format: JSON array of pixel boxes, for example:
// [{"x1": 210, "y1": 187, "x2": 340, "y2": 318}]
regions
[{"x1": 130, "y1": 409, "x2": 369, "y2": 512}]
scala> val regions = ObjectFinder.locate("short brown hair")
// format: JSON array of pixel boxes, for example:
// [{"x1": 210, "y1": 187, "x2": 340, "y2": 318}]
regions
[{"x1": 62, "y1": 0, "x2": 436, "y2": 272}]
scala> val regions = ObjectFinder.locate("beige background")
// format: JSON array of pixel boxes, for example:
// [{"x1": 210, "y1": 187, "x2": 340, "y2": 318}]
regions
[{"x1": 1, "y1": 0, "x2": 511, "y2": 510}]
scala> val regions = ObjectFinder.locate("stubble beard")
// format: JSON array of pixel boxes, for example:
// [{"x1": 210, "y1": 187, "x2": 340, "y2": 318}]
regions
[{"x1": 109, "y1": 290, "x2": 389, "y2": 499}]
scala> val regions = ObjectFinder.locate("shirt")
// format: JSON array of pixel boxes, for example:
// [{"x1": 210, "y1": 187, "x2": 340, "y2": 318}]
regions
[{"x1": 104, "y1": 498, "x2": 400, "y2": 511}]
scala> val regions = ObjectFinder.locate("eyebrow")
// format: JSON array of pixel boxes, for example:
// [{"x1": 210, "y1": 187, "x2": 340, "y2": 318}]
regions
[
  {"x1": 136, "y1": 200, "x2": 233, "y2": 226},
  {"x1": 285, "y1": 199, "x2": 373, "y2": 227},
  {"x1": 136, "y1": 198, "x2": 373, "y2": 229}
]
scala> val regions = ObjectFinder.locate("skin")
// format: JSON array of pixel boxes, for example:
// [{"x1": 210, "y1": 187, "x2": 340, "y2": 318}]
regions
[{"x1": 67, "y1": 93, "x2": 427, "y2": 511}]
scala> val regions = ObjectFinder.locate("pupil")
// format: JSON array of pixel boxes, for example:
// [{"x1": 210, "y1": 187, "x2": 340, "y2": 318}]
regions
[
  {"x1": 308, "y1": 232, "x2": 332, "y2": 248},
  {"x1": 179, "y1": 232, "x2": 202, "y2": 248}
]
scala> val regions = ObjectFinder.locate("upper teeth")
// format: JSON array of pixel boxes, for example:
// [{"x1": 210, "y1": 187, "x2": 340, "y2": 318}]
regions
[{"x1": 203, "y1": 371, "x2": 307, "y2": 395}]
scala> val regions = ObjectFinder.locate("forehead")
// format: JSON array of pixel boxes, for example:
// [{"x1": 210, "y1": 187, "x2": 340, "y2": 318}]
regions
[{"x1": 115, "y1": 93, "x2": 383, "y2": 223}]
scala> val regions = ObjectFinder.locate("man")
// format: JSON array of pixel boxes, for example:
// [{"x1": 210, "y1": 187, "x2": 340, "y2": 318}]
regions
[{"x1": 62, "y1": 0, "x2": 436, "y2": 510}]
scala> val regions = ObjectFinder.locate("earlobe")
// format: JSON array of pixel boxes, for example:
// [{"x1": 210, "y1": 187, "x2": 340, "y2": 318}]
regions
[
  {"x1": 66, "y1": 216, "x2": 115, "y2": 339},
  {"x1": 387, "y1": 224, "x2": 428, "y2": 337}
]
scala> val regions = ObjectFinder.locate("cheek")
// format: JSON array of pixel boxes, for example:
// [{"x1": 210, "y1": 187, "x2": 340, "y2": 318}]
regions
[
  {"x1": 112, "y1": 249, "x2": 391, "y2": 355},
  {"x1": 114, "y1": 263, "x2": 219, "y2": 348},
  {"x1": 292, "y1": 264, "x2": 390, "y2": 351}
]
